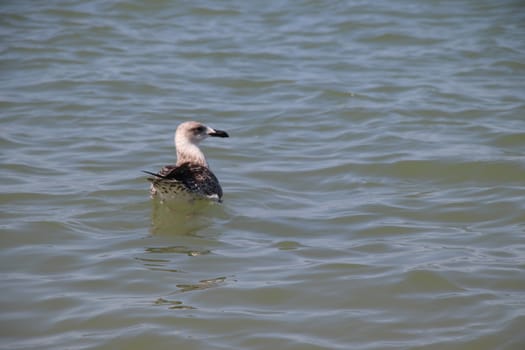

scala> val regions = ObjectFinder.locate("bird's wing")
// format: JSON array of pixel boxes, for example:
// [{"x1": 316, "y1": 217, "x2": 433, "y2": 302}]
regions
[{"x1": 163, "y1": 163, "x2": 222, "y2": 198}]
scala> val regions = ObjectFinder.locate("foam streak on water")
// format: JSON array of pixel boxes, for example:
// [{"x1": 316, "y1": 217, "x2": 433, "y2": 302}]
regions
[{"x1": 1, "y1": 1, "x2": 525, "y2": 349}]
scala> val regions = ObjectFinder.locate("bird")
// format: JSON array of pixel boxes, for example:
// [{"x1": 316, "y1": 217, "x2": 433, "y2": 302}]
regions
[{"x1": 144, "y1": 121, "x2": 229, "y2": 202}]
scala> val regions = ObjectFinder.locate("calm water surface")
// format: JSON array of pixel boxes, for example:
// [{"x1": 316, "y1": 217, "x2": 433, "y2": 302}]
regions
[{"x1": 1, "y1": 1, "x2": 525, "y2": 349}]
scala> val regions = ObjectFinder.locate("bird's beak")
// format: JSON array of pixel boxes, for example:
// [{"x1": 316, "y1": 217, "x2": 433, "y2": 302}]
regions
[{"x1": 208, "y1": 128, "x2": 229, "y2": 138}]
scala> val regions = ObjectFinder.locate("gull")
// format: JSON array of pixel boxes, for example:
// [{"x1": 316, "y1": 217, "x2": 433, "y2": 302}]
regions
[{"x1": 144, "y1": 121, "x2": 229, "y2": 202}]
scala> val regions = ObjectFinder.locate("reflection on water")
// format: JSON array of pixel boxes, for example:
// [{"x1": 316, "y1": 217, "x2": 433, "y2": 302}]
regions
[
  {"x1": 144, "y1": 246, "x2": 211, "y2": 256},
  {"x1": 175, "y1": 276, "x2": 227, "y2": 293},
  {"x1": 154, "y1": 298, "x2": 196, "y2": 310},
  {"x1": 142, "y1": 199, "x2": 229, "y2": 311},
  {"x1": 149, "y1": 198, "x2": 223, "y2": 235},
  {"x1": 153, "y1": 277, "x2": 228, "y2": 310}
]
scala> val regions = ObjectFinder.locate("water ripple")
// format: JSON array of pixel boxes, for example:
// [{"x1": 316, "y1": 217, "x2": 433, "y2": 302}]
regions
[{"x1": 1, "y1": 0, "x2": 525, "y2": 349}]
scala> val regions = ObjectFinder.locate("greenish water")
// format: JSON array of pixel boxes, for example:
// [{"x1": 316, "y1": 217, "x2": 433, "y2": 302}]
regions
[{"x1": 1, "y1": 1, "x2": 525, "y2": 349}]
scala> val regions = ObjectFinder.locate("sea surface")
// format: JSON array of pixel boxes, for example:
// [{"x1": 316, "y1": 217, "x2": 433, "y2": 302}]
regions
[{"x1": 1, "y1": 1, "x2": 525, "y2": 349}]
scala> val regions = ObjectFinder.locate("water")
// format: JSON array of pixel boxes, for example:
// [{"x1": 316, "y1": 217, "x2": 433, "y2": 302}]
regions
[{"x1": 1, "y1": 0, "x2": 525, "y2": 349}]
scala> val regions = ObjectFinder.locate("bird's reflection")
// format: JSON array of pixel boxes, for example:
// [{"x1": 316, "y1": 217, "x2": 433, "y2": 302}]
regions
[
  {"x1": 149, "y1": 198, "x2": 223, "y2": 235},
  {"x1": 145, "y1": 198, "x2": 229, "y2": 311}
]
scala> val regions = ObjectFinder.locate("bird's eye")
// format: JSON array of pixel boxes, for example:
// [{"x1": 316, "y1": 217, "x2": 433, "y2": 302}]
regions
[{"x1": 195, "y1": 126, "x2": 205, "y2": 132}]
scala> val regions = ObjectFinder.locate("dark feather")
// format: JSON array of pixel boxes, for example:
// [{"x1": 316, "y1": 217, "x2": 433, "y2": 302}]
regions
[
  {"x1": 142, "y1": 170, "x2": 166, "y2": 178},
  {"x1": 145, "y1": 162, "x2": 223, "y2": 200}
]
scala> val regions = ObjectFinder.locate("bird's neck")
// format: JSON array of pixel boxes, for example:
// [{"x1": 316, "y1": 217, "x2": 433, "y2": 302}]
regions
[{"x1": 175, "y1": 140, "x2": 208, "y2": 167}]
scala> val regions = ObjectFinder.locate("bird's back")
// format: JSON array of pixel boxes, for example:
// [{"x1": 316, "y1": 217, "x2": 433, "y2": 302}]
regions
[{"x1": 147, "y1": 162, "x2": 223, "y2": 202}]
